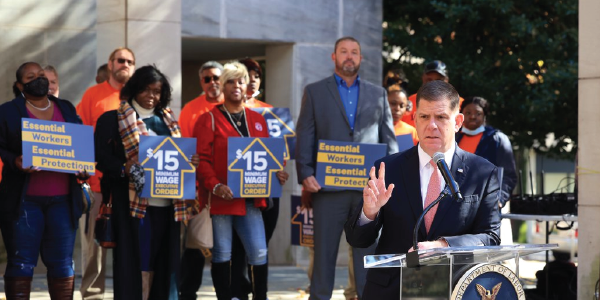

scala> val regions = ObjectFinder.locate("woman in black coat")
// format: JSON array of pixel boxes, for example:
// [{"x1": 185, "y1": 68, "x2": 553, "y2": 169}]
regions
[
  {"x1": 94, "y1": 65, "x2": 199, "y2": 300},
  {"x1": 0, "y1": 62, "x2": 87, "y2": 299}
]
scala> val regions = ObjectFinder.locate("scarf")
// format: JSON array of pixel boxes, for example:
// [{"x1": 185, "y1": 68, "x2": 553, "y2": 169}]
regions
[{"x1": 117, "y1": 100, "x2": 199, "y2": 222}]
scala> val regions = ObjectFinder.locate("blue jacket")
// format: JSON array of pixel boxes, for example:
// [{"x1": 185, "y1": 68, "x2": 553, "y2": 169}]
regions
[
  {"x1": 0, "y1": 95, "x2": 84, "y2": 226},
  {"x1": 456, "y1": 126, "x2": 517, "y2": 206}
]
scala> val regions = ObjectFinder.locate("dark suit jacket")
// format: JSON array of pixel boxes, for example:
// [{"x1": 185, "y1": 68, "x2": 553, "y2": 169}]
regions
[
  {"x1": 344, "y1": 146, "x2": 502, "y2": 300},
  {"x1": 295, "y1": 75, "x2": 398, "y2": 187}
]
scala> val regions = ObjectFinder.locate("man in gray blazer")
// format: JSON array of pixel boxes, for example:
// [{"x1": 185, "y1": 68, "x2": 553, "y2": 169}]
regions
[{"x1": 296, "y1": 36, "x2": 398, "y2": 300}]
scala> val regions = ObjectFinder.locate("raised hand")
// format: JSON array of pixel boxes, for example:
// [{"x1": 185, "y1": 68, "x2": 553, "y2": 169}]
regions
[{"x1": 363, "y1": 162, "x2": 394, "y2": 220}]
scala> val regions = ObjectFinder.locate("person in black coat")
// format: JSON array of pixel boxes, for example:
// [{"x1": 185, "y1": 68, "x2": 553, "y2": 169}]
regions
[{"x1": 0, "y1": 62, "x2": 88, "y2": 299}]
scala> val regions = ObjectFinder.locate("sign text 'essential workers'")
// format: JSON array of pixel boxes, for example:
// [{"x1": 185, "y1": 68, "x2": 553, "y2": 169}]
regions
[
  {"x1": 22, "y1": 119, "x2": 95, "y2": 174},
  {"x1": 315, "y1": 140, "x2": 386, "y2": 190}
]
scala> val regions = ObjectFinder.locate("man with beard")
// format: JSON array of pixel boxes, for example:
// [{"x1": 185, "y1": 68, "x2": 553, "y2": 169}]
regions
[
  {"x1": 177, "y1": 60, "x2": 223, "y2": 300},
  {"x1": 178, "y1": 61, "x2": 224, "y2": 137},
  {"x1": 296, "y1": 37, "x2": 397, "y2": 300},
  {"x1": 76, "y1": 47, "x2": 135, "y2": 300}
]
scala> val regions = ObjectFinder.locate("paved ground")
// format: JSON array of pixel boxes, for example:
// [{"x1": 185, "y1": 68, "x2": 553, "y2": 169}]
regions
[{"x1": 0, "y1": 258, "x2": 547, "y2": 300}]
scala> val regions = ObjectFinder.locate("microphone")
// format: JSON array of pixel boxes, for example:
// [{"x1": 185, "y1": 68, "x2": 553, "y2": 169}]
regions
[{"x1": 433, "y1": 152, "x2": 463, "y2": 201}]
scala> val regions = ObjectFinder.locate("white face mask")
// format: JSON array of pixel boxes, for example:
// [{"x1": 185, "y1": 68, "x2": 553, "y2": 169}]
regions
[{"x1": 461, "y1": 125, "x2": 485, "y2": 135}]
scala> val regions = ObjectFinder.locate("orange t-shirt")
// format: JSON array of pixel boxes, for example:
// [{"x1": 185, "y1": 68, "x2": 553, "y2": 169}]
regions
[
  {"x1": 179, "y1": 94, "x2": 223, "y2": 138},
  {"x1": 244, "y1": 98, "x2": 273, "y2": 109},
  {"x1": 458, "y1": 132, "x2": 483, "y2": 154},
  {"x1": 76, "y1": 81, "x2": 122, "y2": 192},
  {"x1": 0, "y1": 160, "x2": 3, "y2": 183},
  {"x1": 402, "y1": 93, "x2": 465, "y2": 127},
  {"x1": 394, "y1": 121, "x2": 419, "y2": 145}
]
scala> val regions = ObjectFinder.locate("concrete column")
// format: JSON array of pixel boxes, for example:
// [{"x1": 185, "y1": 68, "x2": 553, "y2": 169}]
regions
[
  {"x1": 578, "y1": 0, "x2": 600, "y2": 298},
  {"x1": 97, "y1": 0, "x2": 182, "y2": 114}
]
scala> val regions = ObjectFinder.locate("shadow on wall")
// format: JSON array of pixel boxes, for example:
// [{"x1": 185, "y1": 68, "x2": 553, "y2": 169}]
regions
[{"x1": 0, "y1": 0, "x2": 96, "y2": 105}]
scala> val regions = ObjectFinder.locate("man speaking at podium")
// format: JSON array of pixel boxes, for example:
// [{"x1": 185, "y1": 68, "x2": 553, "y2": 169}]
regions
[{"x1": 345, "y1": 80, "x2": 501, "y2": 299}]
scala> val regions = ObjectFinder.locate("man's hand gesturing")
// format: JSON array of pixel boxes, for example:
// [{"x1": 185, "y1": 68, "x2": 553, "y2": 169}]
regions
[{"x1": 363, "y1": 162, "x2": 394, "y2": 220}]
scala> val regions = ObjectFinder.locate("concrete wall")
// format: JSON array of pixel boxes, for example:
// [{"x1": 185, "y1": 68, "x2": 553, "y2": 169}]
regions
[
  {"x1": 578, "y1": 0, "x2": 600, "y2": 298},
  {"x1": 182, "y1": 0, "x2": 384, "y2": 265},
  {"x1": 0, "y1": 0, "x2": 96, "y2": 105}
]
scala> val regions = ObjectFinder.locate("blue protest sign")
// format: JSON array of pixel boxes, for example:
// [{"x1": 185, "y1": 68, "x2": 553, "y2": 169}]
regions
[
  {"x1": 139, "y1": 136, "x2": 197, "y2": 199},
  {"x1": 290, "y1": 195, "x2": 314, "y2": 247},
  {"x1": 250, "y1": 108, "x2": 296, "y2": 160},
  {"x1": 227, "y1": 137, "x2": 285, "y2": 198},
  {"x1": 396, "y1": 134, "x2": 414, "y2": 152},
  {"x1": 315, "y1": 140, "x2": 387, "y2": 190},
  {"x1": 22, "y1": 119, "x2": 95, "y2": 174}
]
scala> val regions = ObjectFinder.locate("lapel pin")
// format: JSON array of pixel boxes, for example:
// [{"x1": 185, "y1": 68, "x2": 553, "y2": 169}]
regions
[{"x1": 458, "y1": 168, "x2": 464, "y2": 173}]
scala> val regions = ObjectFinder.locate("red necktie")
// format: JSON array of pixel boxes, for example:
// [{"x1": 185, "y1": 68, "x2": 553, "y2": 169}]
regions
[{"x1": 424, "y1": 160, "x2": 440, "y2": 233}]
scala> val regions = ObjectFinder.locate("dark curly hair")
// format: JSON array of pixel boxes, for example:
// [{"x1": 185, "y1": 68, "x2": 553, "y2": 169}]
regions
[
  {"x1": 461, "y1": 96, "x2": 489, "y2": 116},
  {"x1": 120, "y1": 65, "x2": 172, "y2": 112}
]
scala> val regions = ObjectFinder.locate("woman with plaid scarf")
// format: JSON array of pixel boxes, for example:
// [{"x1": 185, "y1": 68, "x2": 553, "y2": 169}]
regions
[{"x1": 95, "y1": 65, "x2": 200, "y2": 300}]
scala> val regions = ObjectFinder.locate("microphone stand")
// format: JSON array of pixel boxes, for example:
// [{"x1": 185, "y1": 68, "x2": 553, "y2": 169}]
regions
[{"x1": 406, "y1": 186, "x2": 451, "y2": 268}]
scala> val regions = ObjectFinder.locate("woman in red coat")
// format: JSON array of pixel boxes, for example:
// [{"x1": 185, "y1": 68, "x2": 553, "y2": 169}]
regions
[{"x1": 193, "y1": 62, "x2": 287, "y2": 300}]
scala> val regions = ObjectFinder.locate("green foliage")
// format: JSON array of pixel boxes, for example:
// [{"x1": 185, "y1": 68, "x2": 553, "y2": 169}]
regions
[{"x1": 383, "y1": 0, "x2": 578, "y2": 159}]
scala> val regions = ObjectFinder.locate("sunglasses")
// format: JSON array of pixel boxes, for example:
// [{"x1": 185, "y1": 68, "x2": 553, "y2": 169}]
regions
[
  {"x1": 203, "y1": 75, "x2": 219, "y2": 83},
  {"x1": 115, "y1": 58, "x2": 135, "y2": 65}
]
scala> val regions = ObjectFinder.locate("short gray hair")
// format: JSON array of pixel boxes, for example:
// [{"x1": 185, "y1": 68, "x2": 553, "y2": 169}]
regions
[{"x1": 198, "y1": 61, "x2": 224, "y2": 76}]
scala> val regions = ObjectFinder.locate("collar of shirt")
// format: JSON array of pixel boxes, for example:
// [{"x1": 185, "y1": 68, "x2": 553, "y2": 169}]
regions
[
  {"x1": 334, "y1": 73, "x2": 360, "y2": 88},
  {"x1": 417, "y1": 143, "x2": 456, "y2": 206}
]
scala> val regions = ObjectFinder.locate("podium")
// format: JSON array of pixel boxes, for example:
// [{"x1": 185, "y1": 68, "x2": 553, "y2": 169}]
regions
[{"x1": 364, "y1": 244, "x2": 557, "y2": 300}]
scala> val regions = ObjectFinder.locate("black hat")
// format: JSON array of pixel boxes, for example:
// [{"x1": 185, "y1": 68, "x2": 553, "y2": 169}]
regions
[{"x1": 423, "y1": 60, "x2": 448, "y2": 78}]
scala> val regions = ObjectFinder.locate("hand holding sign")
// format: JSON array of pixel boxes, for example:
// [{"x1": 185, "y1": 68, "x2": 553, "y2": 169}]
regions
[{"x1": 363, "y1": 162, "x2": 394, "y2": 220}]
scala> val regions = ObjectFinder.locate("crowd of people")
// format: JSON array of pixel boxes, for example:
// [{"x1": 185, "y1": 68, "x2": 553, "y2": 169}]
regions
[{"x1": 0, "y1": 36, "x2": 517, "y2": 300}]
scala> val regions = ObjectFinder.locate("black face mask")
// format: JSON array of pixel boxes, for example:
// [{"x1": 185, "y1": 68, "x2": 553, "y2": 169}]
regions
[{"x1": 22, "y1": 77, "x2": 49, "y2": 97}]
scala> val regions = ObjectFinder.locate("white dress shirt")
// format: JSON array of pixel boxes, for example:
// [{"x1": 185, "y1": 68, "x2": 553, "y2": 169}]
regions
[{"x1": 359, "y1": 144, "x2": 456, "y2": 225}]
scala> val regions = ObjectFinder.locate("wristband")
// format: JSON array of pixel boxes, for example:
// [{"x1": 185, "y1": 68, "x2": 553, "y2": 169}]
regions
[{"x1": 213, "y1": 183, "x2": 223, "y2": 195}]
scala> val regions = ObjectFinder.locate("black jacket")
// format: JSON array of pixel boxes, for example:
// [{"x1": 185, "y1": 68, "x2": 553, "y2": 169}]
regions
[
  {"x1": 0, "y1": 95, "x2": 84, "y2": 226},
  {"x1": 456, "y1": 126, "x2": 517, "y2": 205}
]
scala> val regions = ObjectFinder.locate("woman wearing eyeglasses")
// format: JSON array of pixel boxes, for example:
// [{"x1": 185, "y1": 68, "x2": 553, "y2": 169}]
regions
[
  {"x1": 95, "y1": 65, "x2": 200, "y2": 300},
  {"x1": 0, "y1": 62, "x2": 89, "y2": 299},
  {"x1": 194, "y1": 62, "x2": 288, "y2": 300}
]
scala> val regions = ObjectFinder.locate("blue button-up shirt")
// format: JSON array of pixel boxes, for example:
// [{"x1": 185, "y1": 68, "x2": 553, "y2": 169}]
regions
[{"x1": 334, "y1": 74, "x2": 360, "y2": 130}]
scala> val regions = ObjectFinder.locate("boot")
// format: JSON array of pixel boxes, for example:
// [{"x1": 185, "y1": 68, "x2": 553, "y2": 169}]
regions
[
  {"x1": 249, "y1": 263, "x2": 268, "y2": 300},
  {"x1": 211, "y1": 261, "x2": 231, "y2": 300},
  {"x1": 47, "y1": 276, "x2": 74, "y2": 300},
  {"x1": 4, "y1": 276, "x2": 32, "y2": 300}
]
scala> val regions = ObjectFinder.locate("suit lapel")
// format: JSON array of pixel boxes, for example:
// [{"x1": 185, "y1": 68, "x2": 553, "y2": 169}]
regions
[
  {"x1": 428, "y1": 146, "x2": 468, "y2": 238},
  {"x1": 401, "y1": 148, "x2": 427, "y2": 238}
]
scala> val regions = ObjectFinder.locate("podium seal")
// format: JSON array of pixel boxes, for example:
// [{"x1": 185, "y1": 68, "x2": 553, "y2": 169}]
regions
[{"x1": 451, "y1": 263, "x2": 524, "y2": 300}]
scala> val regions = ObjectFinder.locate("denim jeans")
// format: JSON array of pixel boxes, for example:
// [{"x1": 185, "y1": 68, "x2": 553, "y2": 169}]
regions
[
  {"x1": 211, "y1": 200, "x2": 267, "y2": 265},
  {"x1": 1, "y1": 195, "x2": 76, "y2": 278}
]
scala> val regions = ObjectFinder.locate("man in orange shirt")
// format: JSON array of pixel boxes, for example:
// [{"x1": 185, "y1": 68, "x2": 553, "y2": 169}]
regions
[
  {"x1": 178, "y1": 61, "x2": 224, "y2": 138},
  {"x1": 178, "y1": 61, "x2": 224, "y2": 300},
  {"x1": 402, "y1": 60, "x2": 463, "y2": 127},
  {"x1": 76, "y1": 47, "x2": 135, "y2": 300}
]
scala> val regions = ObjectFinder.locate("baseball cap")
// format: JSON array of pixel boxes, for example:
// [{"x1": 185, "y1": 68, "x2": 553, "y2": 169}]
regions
[{"x1": 423, "y1": 60, "x2": 448, "y2": 78}]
